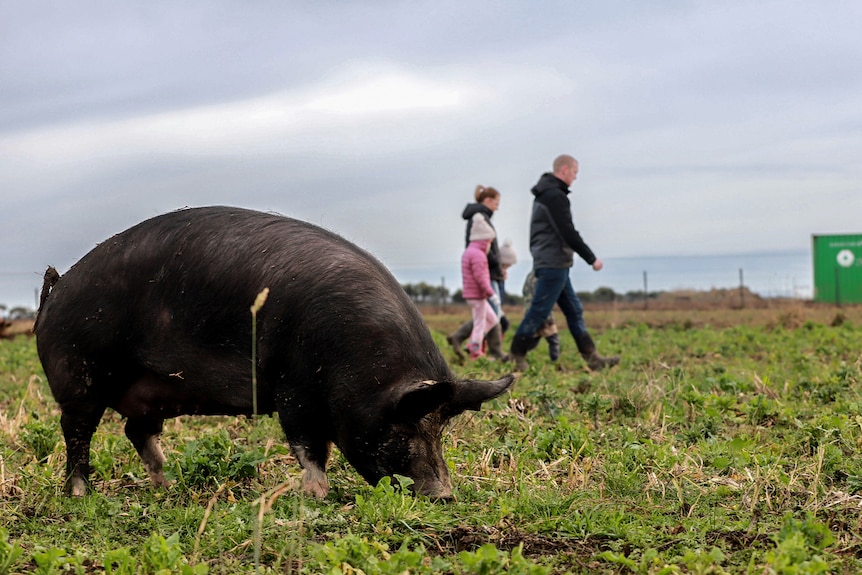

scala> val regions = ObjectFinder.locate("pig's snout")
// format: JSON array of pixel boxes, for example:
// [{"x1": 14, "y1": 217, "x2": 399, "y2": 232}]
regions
[{"x1": 412, "y1": 475, "x2": 453, "y2": 501}]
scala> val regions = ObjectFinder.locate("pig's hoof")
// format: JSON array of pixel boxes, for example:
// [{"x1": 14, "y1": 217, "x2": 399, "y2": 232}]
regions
[
  {"x1": 148, "y1": 471, "x2": 172, "y2": 488},
  {"x1": 301, "y1": 470, "x2": 329, "y2": 499},
  {"x1": 68, "y1": 477, "x2": 88, "y2": 497},
  {"x1": 302, "y1": 482, "x2": 328, "y2": 499},
  {"x1": 152, "y1": 477, "x2": 174, "y2": 489}
]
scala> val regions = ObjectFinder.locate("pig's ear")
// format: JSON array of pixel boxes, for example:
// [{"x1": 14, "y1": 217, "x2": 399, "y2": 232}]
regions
[
  {"x1": 449, "y1": 374, "x2": 517, "y2": 413},
  {"x1": 389, "y1": 374, "x2": 516, "y2": 421},
  {"x1": 389, "y1": 380, "x2": 457, "y2": 421}
]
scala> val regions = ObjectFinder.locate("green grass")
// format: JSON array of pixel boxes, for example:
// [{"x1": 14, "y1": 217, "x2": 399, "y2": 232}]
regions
[{"x1": 2, "y1": 308, "x2": 862, "y2": 573}]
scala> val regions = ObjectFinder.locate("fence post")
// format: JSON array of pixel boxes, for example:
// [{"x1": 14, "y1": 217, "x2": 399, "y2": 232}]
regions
[{"x1": 643, "y1": 271, "x2": 648, "y2": 310}]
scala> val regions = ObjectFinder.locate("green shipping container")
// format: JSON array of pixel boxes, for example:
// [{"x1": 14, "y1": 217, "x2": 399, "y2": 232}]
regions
[{"x1": 812, "y1": 234, "x2": 862, "y2": 304}]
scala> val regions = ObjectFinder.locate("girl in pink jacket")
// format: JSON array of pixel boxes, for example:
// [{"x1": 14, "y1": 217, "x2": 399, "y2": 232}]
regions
[{"x1": 461, "y1": 213, "x2": 500, "y2": 359}]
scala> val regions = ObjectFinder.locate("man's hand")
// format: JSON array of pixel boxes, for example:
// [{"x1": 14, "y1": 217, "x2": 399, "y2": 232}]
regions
[{"x1": 592, "y1": 258, "x2": 604, "y2": 271}]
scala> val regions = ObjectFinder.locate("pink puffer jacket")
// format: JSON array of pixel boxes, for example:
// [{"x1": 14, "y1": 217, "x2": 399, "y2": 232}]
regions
[{"x1": 461, "y1": 240, "x2": 495, "y2": 300}]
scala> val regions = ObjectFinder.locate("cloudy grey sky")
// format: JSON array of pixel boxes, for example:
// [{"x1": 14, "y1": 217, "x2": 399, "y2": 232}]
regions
[{"x1": 2, "y1": 0, "x2": 861, "y2": 309}]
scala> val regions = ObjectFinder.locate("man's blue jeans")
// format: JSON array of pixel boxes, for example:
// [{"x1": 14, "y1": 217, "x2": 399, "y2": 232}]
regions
[{"x1": 511, "y1": 267, "x2": 586, "y2": 354}]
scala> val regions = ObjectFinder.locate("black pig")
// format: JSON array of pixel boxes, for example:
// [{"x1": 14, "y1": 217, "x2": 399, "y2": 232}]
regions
[{"x1": 35, "y1": 206, "x2": 515, "y2": 498}]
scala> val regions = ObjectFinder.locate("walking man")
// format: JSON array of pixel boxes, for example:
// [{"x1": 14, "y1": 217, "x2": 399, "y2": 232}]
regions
[{"x1": 509, "y1": 154, "x2": 620, "y2": 372}]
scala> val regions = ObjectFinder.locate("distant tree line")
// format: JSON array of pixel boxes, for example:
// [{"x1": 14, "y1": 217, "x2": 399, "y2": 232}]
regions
[
  {"x1": 401, "y1": 282, "x2": 450, "y2": 305},
  {"x1": 0, "y1": 304, "x2": 36, "y2": 320},
  {"x1": 448, "y1": 290, "x2": 525, "y2": 306},
  {"x1": 576, "y1": 288, "x2": 662, "y2": 303},
  {"x1": 400, "y1": 283, "x2": 659, "y2": 306}
]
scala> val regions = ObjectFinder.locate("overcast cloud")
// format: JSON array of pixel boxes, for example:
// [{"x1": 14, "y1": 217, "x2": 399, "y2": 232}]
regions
[{"x1": 2, "y1": 0, "x2": 861, "y2": 309}]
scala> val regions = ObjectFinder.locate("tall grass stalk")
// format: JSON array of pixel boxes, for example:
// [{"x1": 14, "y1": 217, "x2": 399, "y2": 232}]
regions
[
  {"x1": 250, "y1": 288, "x2": 269, "y2": 418},
  {"x1": 249, "y1": 288, "x2": 269, "y2": 573}
]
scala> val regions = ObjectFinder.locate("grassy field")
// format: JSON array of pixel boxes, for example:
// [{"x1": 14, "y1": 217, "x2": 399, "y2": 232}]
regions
[{"x1": 2, "y1": 303, "x2": 862, "y2": 573}]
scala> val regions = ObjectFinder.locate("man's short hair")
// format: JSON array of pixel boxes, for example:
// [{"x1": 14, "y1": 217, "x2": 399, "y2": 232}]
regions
[{"x1": 553, "y1": 154, "x2": 577, "y2": 173}]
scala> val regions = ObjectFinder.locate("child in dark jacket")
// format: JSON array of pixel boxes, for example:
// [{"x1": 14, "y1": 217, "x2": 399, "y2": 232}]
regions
[{"x1": 461, "y1": 213, "x2": 499, "y2": 359}]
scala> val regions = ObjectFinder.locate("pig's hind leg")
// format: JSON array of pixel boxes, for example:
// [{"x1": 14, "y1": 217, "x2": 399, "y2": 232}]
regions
[
  {"x1": 41, "y1": 348, "x2": 107, "y2": 495},
  {"x1": 125, "y1": 418, "x2": 169, "y2": 488},
  {"x1": 59, "y1": 401, "x2": 107, "y2": 496}
]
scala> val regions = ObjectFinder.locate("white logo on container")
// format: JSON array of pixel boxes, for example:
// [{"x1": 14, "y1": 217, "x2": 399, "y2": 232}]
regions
[{"x1": 837, "y1": 249, "x2": 855, "y2": 267}]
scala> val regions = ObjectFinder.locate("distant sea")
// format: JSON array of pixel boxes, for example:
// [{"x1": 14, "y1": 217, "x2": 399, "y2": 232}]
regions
[
  {"x1": 0, "y1": 249, "x2": 812, "y2": 312},
  {"x1": 390, "y1": 249, "x2": 813, "y2": 300}
]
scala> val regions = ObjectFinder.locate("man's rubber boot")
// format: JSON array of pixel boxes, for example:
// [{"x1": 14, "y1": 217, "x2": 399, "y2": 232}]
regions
[
  {"x1": 575, "y1": 333, "x2": 620, "y2": 371},
  {"x1": 510, "y1": 333, "x2": 538, "y2": 372}
]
